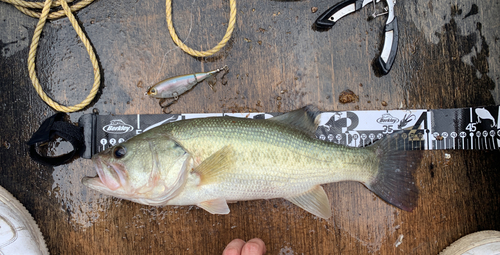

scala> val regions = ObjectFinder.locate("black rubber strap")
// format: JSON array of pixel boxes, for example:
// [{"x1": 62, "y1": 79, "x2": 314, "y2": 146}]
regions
[{"x1": 27, "y1": 113, "x2": 85, "y2": 166}]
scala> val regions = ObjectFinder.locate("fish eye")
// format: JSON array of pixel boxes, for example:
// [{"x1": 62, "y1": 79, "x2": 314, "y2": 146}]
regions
[{"x1": 113, "y1": 146, "x2": 127, "y2": 159}]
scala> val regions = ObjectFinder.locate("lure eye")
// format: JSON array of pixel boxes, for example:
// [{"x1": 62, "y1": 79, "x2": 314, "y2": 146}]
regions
[
  {"x1": 149, "y1": 88, "x2": 157, "y2": 95},
  {"x1": 113, "y1": 146, "x2": 127, "y2": 159}
]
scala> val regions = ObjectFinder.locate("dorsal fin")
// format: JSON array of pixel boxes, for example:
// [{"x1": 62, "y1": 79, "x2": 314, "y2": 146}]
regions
[{"x1": 268, "y1": 105, "x2": 321, "y2": 135}]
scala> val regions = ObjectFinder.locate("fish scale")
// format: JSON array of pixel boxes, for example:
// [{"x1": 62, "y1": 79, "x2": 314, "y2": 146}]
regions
[
  {"x1": 159, "y1": 117, "x2": 377, "y2": 199},
  {"x1": 83, "y1": 106, "x2": 420, "y2": 218}
]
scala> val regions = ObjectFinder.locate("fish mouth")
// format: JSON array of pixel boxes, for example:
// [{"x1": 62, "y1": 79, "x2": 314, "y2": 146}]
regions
[{"x1": 85, "y1": 156, "x2": 125, "y2": 191}]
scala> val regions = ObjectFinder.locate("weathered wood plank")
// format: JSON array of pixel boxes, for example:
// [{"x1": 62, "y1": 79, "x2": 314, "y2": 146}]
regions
[{"x1": 0, "y1": 0, "x2": 499, "y2": 254}]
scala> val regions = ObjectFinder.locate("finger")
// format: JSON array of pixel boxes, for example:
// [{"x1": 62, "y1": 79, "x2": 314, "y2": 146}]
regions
[
  {"x1": 223, "y1": 239, "x2": 246, "y2": 255},
  {"x1": 241, "y1": 238, "x2": 266, "y2": 255}
]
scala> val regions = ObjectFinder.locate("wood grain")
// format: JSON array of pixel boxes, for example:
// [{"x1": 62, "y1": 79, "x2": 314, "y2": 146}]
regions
[{"x1": 0, "y1": 0, "x2": 499, "y2": 254}]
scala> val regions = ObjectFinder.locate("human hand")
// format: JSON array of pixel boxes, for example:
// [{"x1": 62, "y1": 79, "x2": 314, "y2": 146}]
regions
[{"x1": 222, "y1": 238, "x2": 266, "y2": 255}]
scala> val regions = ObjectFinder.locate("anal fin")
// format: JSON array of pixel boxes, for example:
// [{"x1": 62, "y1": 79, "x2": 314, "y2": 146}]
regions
[
  {"x1": 198, "y1": 198, "x2": 230, "y2": 215},
  {"x1": 286, "y1": 186, "x2": 332, "y2": 219}
]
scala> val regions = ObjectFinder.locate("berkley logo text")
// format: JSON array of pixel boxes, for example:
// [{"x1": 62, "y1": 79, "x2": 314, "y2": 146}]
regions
[
  {"x1": 376, "y1": 114, "x2": 399, "y2": 124},
  {"x1": 103, "y1": 120, "x2": 134, "y2": 134}
]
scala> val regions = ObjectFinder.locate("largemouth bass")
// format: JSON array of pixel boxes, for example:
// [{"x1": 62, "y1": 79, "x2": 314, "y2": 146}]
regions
[{"x1": 82, "y1": 106, "x2": 420, "y2": 218}]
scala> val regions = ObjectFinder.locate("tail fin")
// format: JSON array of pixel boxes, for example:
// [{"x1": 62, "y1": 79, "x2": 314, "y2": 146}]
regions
[{"x1": 365, "y1": 132, "x2": 421, "y2": 211}]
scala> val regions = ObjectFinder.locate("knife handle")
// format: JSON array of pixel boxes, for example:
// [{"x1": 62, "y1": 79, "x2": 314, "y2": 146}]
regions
[
  {"x1": 374, "y1": 17, "x2": 398, "y2": 75},
  {"x1": 314, "y1": 0, "x2": 366, "y2": 29},
  {"x1": 315, "y1": 0, "x2": 398, "y2": 75}
]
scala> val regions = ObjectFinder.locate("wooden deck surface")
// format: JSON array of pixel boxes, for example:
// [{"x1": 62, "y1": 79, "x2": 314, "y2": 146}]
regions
[{"x1": 1, "y1": 0, "x2": 499, "y2": 254}]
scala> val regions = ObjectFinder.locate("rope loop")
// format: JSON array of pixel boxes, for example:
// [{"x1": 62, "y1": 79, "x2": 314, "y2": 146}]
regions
[
  {"x1": 165, "y1": 0, "x2": 237, "y2": 57},
  {"x1": 3, "y1": 0, "x2": 99, "y2": 113}
]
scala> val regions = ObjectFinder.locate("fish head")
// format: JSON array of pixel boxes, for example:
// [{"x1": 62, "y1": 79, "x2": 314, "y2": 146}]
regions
[{"x1": 82, "y1": 136, "x2": 191, "y2": 205}]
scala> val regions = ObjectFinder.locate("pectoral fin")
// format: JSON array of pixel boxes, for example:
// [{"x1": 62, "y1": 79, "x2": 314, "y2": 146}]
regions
[
  {"x1": 286, "y1": 186, "x2": 332, "y2": 219},
  {"x1": 194, "y1": 145, "x2": 234, "y2": 186},
  {"x1": 198, "y1": 198, "x2": 230, "y2": 214}
]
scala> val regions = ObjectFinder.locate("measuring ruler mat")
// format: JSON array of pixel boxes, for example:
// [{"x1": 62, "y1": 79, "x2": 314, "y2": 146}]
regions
[{"x1": 78, "y1": 105, "x2": 500, "y2": 159}]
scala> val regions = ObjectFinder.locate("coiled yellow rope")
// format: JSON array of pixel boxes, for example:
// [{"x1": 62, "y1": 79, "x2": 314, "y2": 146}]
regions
[
  {"x1": 3, "y1": 0, "x2": 234, "y2": 112},
  {"x1": 2, "y1": 0, "x2": 99, "y2": 113},
  {"x1": 165, "y1": 0, "x2": 236, "y2": 57}
]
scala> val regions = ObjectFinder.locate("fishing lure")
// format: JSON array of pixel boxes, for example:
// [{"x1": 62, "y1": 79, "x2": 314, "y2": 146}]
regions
[{"x1": 146, "y1": 66, "x2": 228, "y2": 99}]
